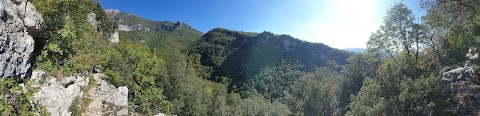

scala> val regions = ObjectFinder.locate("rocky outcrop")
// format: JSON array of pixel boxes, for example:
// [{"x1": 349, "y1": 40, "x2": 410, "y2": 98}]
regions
[
  {"x1": 161, "y1": 21, "x2": 187, "y2": 31},
  {"x1": 86, "y1": 12, "x2": 119, "y2": 43},
  {"x1": 109, "y1": 31, "x2": 119, "y2": 43},
  {"x1": 31, "y1": 71, "x2": 88, "y2": 116},
  {"x1": 0, "y1": 0, "x2": 43, "y2": 79},
  {"x1": 442, "y1": 47, "x2": 480, "y2": 115},
  {"x1": 84, "y1": 74, "x2": 128, "y2": 115},
  {"x1": 104, "y1": 9, "x2": 121, "y2": 17},
  {"x1": 118, "y1": 24, "x2": 151, "y2": 32},
  {"x1": 105, "y1": 9, "x2": 152, "y2": 32},
  {"x1": 105, "y1": 9, "x2": 195, "y2": 33},
  {"x1": 30, "y1": 70, "x2": 129, "y2": 116},
  {"x1": 87, "y1": 12, "x2": 97, "y2": 27}
]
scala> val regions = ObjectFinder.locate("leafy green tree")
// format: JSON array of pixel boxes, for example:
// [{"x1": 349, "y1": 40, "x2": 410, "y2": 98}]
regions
[
  {"x1": 421, "y1": 0, "x2": 480, "y2": 65},
  {"x1": 398, "y1": 75, "x2": 450, "y2": 115},
  {"x1": 288, "y1": 67, "x2": 342, "y2": 116},
  {"x1": 367, "y1": 2, "x2": 425, "y2": 66}
]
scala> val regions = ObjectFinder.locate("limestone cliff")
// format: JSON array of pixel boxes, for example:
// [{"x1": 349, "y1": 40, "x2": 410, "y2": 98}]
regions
[{"x1": 0, "y1": 0, "x2": 43, "y2": 79}]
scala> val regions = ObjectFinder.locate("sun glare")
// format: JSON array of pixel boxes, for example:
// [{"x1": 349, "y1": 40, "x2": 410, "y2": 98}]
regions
[{"x1": 293, "y1": 0, "x2": 386, "y2": 49}]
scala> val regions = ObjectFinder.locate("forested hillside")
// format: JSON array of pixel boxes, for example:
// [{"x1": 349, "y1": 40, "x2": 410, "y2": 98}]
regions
[
  {"x1": 188, "y1": 28, "x2": 351, "y2": 92},
  {"x1": 1, "y1": 0, "x2": 480, "y2": 115}
]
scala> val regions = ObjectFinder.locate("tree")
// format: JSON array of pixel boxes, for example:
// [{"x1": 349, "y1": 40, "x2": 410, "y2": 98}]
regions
[
  {"x1": 421, "y1": 0, "x2": 480, "y2": 65},
  {"x1": 367, "y1": 2, "x2": 424, "y2": 65},
  {"x1": 339, "y1": 54, "x2": 380, "y2": 114},
  {"x1": 288, "y1": 67, "x2": 342, "y2": 115}
]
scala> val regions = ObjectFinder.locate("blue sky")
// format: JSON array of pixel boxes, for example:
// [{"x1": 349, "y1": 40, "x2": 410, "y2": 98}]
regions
[{"x1": 101, "y1": 0, "x2": 425, "y2": 49}]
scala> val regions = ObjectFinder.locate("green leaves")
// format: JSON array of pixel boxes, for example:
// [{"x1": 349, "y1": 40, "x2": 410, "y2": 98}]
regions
[
  {"x1": 367, "y1": 2, "x2": 426, "y2": 65},
  {"x1": 244, "y1": 61, "x2": 306, "y2": 101},
  {"x1": 288, "y1": 67, "x2": 343, "y2": 116},
  {"x1": 0, "y1": 78, "x2": 49, "y2": 116}
]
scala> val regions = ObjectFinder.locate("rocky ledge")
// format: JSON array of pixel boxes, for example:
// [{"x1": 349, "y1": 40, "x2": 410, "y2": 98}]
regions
[
  {"x1": 442, "y1": 48, "x2": 480, "y2": 115},
  {"x1": 30, "y1": 70, "x2": 129, "y2": 116}
]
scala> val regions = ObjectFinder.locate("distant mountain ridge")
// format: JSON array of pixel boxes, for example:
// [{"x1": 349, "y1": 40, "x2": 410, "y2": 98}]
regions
[
  {"x1": 105, "y1": 9, "x2": 204, "y2": 58},
  {"x1": 105, "y1": 9, "x2": 201, "y2": 33},
  {"x1": 344, "y1": 48, "x2": 366, "y2": 53}
]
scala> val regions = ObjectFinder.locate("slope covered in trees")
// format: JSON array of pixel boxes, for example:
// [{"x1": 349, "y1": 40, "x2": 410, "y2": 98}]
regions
[{"x1": 188, "y1": 28, "x2": 352, "y2": 91}]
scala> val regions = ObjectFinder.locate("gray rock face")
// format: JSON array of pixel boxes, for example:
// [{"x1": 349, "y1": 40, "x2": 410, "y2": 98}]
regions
[
  {"x1": 105, "y1": 9, "x2": 121, "y2": 16},
  {"x1": 89, "y1": 74, "x2": 128, "y2": 107},
  {"x1": 0, "y1": 0, "x2": 43, "y2": 79},
  {"x1": 161, "y1": 21, "x2": 187, "y2": 31},
  {"x1": 31, "y1": 71, "x2": 128, "y2": 116},
  {"x1": 85, "y1": 73, "x2": 128, "y2": 115},
  {"x1": 442, "y1": 49, "x2": 480, "y2": 115},
  {"x1": 118, "y1": 24, "x2": 151, "y2": 32},
  {"x1": 109, "y1": 30, "x2": 119, "y2": 43},
  {"x1": 32, "y1": 73, "x2": 87, "y2": 116},
  {"x1": 173, "y1": 21, "x2": 184, "y2": 30},
  {"x1": 87, "y1": 12, "x2": 97, "y2": 26}
]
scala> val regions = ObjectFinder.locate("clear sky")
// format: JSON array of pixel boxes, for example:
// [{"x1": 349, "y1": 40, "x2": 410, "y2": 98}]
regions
[{"x1": 101, "y1": 0, "x2": 425, "y2": 49}]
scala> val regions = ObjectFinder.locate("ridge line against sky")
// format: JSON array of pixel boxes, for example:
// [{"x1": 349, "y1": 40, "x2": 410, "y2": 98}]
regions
[{"x1": 101, "y1": 0, "x2": 425, "y2": 49}]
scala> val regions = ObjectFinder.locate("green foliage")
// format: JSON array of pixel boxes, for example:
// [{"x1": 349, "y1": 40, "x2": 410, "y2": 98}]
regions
[
  {"x1": 243, "y1": 61, "x2": 306, "y2": 101},
  {"x1": 190, "y1": 28, "x2": 351, "y2": 92},
  {"x1": 0, "y1": 78, "x2": 49, "y2": 115},
  {"x1": 338, "y1": 54, "x2": 380, "y2": 114},
  {"x1": 420, "y1": 0, "x2": 480, "y2": 66},
  {"x1": 398, "y1": 76, "x2": 449, "y2": 115},
  {"x1": 32, "y1": 0, "x2": 119, "y2": 75},
  {"x1": 366, "y1": 2, "x2": 426, "y2": 65},
  {"x1": 103, "y1": 38, "x2": 172, "y2": 115},
  {"x1": 346, "y1": 2, "x2": 464, "y2": 115},
  {"x1": 288, "y1": 67, "x2": 342, "y2": 116},
  {"x1": 68, "y1": 97, "x2": 80, "y2": 116},
  {"x1": 346, "y1": 78, "x2": 389, "y2": 116}
]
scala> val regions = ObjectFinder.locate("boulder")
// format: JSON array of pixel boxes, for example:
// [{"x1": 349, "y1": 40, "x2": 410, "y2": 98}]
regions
[
  {"x1": 109, "y1": 30, "x2": 119, "y2": 43},
  {"x1": 32, "y1": 76, "x2": 85, "y2": 116},
  {"x1": 89, "y1": 74, "x2": 128, "y2": 107},
  {"x1": 117, "y1": 108, "x2": 128, "y2": 116}
]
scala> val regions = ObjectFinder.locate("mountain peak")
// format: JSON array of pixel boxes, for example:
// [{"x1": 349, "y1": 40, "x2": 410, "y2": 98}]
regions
[{"x1": 105, "y1": 9, "x2": 121, "y2": 15}]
